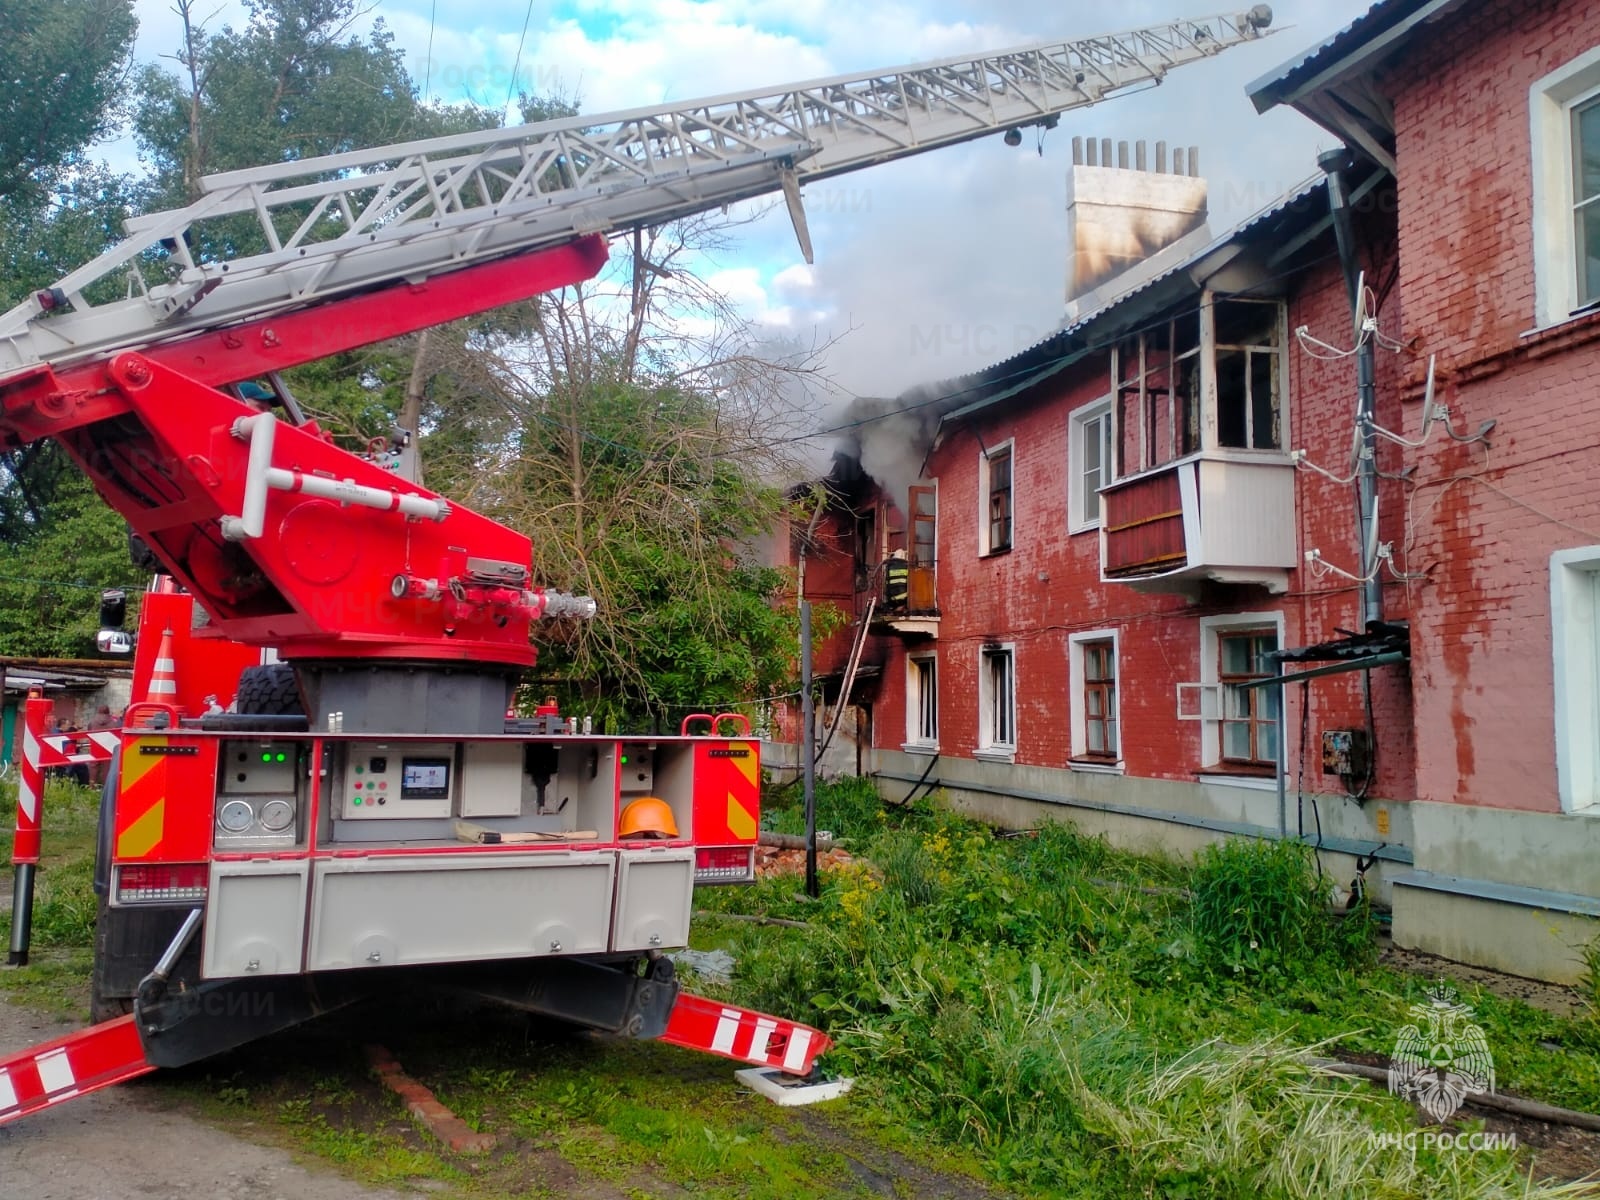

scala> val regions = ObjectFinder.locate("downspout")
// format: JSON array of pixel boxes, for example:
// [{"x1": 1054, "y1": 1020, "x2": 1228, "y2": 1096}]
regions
[
  {"x1": 1320, "y1": 149, "x2": 1382, "y2": 802},
  {"x1": 1319, "y1": 148, "x2": 1383, "y2": 629}
]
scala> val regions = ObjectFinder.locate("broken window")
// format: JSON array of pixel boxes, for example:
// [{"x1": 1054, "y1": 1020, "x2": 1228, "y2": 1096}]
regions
[
  {"x1": 982, "y1": 445, "x2": 1013, "y2": 555},
  {"x1": 853, "y1": 507, "x2": 877, "y2": 592},
  {"x1": 1213, "y1": 298, "x2": 1283, "y2": 451},
  {"x1": 909, "y1": 485, "x2": 936, "y2": 566},
  {"x1": 908, "y1": 654, "x2": 938, "y2": 746},
  {"x1": 979, "y1": 645, "x2": 1016, "y2": 751},
  {"x1": 1112, "y1": 311, "x2": 1200, "y2": 474},
  {"x1": 1111, "y1": 296, "x2": 1286, "y2": 468}
]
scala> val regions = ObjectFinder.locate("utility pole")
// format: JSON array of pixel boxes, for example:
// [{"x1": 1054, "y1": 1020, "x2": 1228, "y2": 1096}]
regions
[{"x1": 800, "y1": 600, "x2": 819, "y2": 898}]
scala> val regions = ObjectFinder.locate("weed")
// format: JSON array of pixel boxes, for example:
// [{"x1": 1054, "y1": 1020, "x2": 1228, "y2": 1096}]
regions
[{"x1": 1189, "y1": 837, "x2": 1373, "y2": 982}]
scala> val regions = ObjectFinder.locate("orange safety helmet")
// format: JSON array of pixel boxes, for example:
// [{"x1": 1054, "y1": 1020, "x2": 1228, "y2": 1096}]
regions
[{"x1": 619, "y1": 796, "x2": 679, "y2": 839}]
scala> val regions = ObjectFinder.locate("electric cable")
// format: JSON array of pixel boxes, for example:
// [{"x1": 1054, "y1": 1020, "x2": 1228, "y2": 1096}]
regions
[
  {"x1": 506, "y1": 0, "x2": 537, "y2": 116},
  {"x1": 423, "y1": 0, "x2": 437, "y2": 100}
]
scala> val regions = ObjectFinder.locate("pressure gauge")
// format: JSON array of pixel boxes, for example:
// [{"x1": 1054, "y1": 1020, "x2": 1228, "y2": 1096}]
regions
[
  {"x1": 218, "y1": 799, "x2": 255, "y2": 833},
  {"x1": 258, "y1": 799, "x2": 295, "y2": 833}
]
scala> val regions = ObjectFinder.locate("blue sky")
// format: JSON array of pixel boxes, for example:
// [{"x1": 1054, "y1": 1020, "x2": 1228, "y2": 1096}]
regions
[{"x1": 121, "y1": 0, "x2": 1375, "y2": 403}]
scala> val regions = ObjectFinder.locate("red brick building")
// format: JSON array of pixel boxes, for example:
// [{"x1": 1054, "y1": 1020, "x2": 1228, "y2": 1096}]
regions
[{"x1": 771, "y1": 0, "x2": 1600, "y2": 981}]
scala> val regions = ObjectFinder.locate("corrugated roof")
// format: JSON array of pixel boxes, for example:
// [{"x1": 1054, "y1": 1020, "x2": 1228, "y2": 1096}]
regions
[
  {"x1": 1246, "y1": 0, "x2": 1469, "y2": 113},
  {"x1": 929, "y1": 173, "x2": 1332, "y2": 428}
]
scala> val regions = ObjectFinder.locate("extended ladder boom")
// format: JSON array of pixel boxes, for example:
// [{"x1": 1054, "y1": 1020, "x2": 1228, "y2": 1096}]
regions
[{"x1": 0, "y1": 9, "x2": 1272, "y2": 377}]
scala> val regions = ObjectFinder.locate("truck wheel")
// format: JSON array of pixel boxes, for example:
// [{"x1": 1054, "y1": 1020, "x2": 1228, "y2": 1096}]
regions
[
  {"x1": 235, "y1": 663, "x2": 304, "y2": 715},
  {"x1": 89, "y1": 898, "x2": 135, "y2": 1023}
]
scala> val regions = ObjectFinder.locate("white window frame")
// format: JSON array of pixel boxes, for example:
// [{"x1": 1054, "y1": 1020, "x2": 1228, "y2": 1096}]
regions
[
  {"x1": 1552, "y1": 546, "x2": 1600, "y2": 813},
  {"x1": 1183, "y1": 612, "x2": 1285, "y2": 772},
  {"x1": 1530, "y1": 47, "x2": 1600, "y2": 328},
  {"x1": 903, "y1": 652, "x2": 939, "y2": 753},
  {"x1": 1068, "y1": 629, "x2": 1122, "y2": 771},
  {"x1": 1069, "y1": 398, "x2": 1114, "y2": 533},
  {"x1": 977, "y1": 439, "x2": 1015, "y2": 557},
  {"x1": 977, "y1": 642, "x2": 1017, "y2": 760}
]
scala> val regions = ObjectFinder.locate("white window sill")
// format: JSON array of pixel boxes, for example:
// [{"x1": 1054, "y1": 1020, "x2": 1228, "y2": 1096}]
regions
[
  {"x1": 1067, "y1": 520, "x2": 1101, "y2": 537},
  {"x1": 974, "y1": 747, "x2": 1017, "y2": 764},
  {"x1": 1197, "y1": 772, "x2": 1278, "y2": 792},
  {"x1": 1521, "y1": 305, "x2": 1600, "y2": 339},
  {"x1": 1070, "y1": 759, "x2": 1124, "y2": 775},
  {"x1": 901, "y1": 742, "x2": 940, "y2": 756}
]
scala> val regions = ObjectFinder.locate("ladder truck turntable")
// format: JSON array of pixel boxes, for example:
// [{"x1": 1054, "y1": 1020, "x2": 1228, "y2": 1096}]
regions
[{"x1": 0, "y1": 10, "x2": 1272, "y2": 1127}]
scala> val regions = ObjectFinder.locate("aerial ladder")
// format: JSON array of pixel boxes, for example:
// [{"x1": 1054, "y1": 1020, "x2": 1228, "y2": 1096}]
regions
[{"x1": 0, "y1": 11, "x2": 1272, "y2": 1127}]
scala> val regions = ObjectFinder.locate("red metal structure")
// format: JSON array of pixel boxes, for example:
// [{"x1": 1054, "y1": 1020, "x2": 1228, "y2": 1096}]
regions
[{"x1": 0, "y1": 18, "x2": 1273, "y2": 1124}]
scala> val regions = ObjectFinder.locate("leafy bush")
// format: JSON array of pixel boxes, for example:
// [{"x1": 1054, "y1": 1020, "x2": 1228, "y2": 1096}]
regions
[{"x1": 1188, "y1": 838, "x2": 1372, "y2": 981}]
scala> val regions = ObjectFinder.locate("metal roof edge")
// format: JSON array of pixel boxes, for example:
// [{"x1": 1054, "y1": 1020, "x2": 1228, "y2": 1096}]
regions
[
  {"x1": 925, "y1": 172, "x2": 1333, "y2": 432},
  {"x1": 1246, "y1": 0, "x2": 1464, "y2": 113}
]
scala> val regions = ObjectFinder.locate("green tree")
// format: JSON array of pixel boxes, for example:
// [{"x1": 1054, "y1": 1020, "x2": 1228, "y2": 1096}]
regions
[
  {"x1": 0, "y1": 0, "x2": 137, "y2": 207},
  {"x1": 0, "y1": 472, "x2": 140, "y2": 657},
  {"x1": 421, "y1": 214, "x2": 830, "y2": 729}
]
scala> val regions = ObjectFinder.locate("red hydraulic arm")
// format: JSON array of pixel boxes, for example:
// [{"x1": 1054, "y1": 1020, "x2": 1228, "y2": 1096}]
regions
[{"x1": 0, "y1": 237, "x2": 607, "y2": 667}]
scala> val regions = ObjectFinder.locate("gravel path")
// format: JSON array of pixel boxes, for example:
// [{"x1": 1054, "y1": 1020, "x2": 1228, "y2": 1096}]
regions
[{"x1": 0, "y1": 996, "x2": 405, "y2": 1200}]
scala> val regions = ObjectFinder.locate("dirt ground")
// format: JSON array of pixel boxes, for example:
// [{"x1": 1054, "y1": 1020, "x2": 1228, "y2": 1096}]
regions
[{"x1": 0, "y1": 996, "x2": 408, "y2": 1200}]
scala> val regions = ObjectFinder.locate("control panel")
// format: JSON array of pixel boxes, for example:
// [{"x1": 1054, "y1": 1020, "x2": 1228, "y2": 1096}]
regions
[
  {"x1": 339, "y1": 742, "x2": 458, "y2": 820},
  {"x1": 618, "y1": 743, "x2": 656, "y2": 799},
  {"x1": 214, "y1": 740, "x2": 301, "y2": 847}
]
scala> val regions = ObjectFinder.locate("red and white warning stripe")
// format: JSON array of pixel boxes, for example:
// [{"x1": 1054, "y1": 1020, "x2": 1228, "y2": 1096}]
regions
[
  {"x1": 661, "y1": 992, "x2": 833, "y2": 1076},
  {"x1": 0, "y1": 1014, "x2": 154, "y2": 1127},
  {"x1": 11, "y1": 697, "x2": 49, "y2": 866},
  {"x1": 146, "y1": 627, "x2": 178, "y2": 699},
  {"x1": 37, "y1": 730, "x2": 118, "y2": 766}
]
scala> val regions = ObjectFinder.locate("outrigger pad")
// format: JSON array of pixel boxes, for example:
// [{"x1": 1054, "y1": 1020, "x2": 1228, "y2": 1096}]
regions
[{"x1": 137, "y1": 974, "x2": 371, "y2": 1069}]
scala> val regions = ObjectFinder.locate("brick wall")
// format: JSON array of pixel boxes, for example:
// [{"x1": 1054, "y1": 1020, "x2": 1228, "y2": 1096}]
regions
[
  {"x1": 850, "y1": 247, "x2": 1419, "y2": 803},
  {"x1": 1387, "y1": 0, "x2": 1600, "y2": 812}
]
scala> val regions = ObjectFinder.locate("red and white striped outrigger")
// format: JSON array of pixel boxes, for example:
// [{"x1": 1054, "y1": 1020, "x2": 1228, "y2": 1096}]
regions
[
  {"x1": 0, "y1": 1000, "x2": 831, "y2": 1128},
  {"x1": 2, "y1": 695, "x2": 833, "y2": 1128}
]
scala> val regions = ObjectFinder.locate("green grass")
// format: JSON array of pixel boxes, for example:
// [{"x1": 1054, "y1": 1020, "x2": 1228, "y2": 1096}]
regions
[
  {"x1": 6, "y1": 772, "x2": 1600, "y2": 1198},
  {"x1": 695, "y1": 779, "x2": 1600, "y2": 1199},
  {"x1": 0, "y1": 775, "x2": 102, "y2": 1020}
]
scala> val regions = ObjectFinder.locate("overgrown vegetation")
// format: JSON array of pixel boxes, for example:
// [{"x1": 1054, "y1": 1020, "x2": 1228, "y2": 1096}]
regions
[
  {"x1": 0, "y1": 775, "x2": 102, "y2": 1018},
  {"x1": 695, "y1": 779, "x2": 1600, "y2": 1198},
  {"x1": 5, "y1": 773, "x2": 1600, "y2": 1195}
]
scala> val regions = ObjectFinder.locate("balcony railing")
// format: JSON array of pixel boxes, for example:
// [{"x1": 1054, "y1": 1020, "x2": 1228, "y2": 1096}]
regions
[
  {"x1": 859, "y1": 559, "x2": 939, "y2": 636},
  {"x1": 1100, "y1": 454, "x2": 1296, "y2": 593}
]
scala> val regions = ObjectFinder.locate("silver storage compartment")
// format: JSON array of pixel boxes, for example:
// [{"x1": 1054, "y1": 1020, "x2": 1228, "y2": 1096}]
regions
[
  {"x1": 306, "y1": 851, "x2": 615, "y2": 971},
  {"x1": 612, "y1": 847, "x2": 694, "y2": 951},
  {"x1": 201, "y1": 860, "x2": 310, "y2": 978}
]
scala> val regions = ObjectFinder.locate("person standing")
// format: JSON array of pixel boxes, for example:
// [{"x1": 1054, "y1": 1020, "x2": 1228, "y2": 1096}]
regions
[{"x1": 88, "y1": 704, "x2": 117, "y2": 788}]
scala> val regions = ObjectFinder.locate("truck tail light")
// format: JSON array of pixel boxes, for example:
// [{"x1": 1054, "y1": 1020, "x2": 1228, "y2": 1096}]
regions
[
  {"x1": 115, "y1": 863, "x2": 208, "y2": 904},
  {"x1": 695, "y1": 846, "x2": 755, "y2": 885}
]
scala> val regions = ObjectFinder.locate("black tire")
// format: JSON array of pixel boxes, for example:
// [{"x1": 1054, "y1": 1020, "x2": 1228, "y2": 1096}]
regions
[
  {"x1": 235, "y1": 663, "x2": 304, "y2": 715},
  {"x1": 89, "y1": 896, "x2": 136, "y2": 1024}
]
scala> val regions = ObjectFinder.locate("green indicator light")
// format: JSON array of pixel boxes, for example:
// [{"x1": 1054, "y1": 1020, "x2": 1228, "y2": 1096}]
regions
[
  {"x1": 276, "y1": 753, "x2": 286, "y2": 762},
  {"x1": 621, "y1": 755, "x2": 629, "y2": 764},
  {"x1": 355, "y1": 765, "x2": 364, "y2": 774},
  {"x1": 261, "y1": 753, "x2": 271, "y2": 763},
  {"x1": 354, "y1": 796, "x2": 362, "y2": 805}
]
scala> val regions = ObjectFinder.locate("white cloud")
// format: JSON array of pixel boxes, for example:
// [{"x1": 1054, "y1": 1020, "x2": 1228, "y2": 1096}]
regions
[{"x1": 110, "y1": 0, "x2": 1373, "y2": 404}]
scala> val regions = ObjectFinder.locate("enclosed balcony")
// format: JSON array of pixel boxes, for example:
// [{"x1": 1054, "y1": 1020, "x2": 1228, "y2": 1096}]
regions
[
  {"x1": 866, "y1": 560, "x2": 939, "y2": 637},
  {"x1": 1100, "y1": 454, "x2": 1296, "y2": 593}
]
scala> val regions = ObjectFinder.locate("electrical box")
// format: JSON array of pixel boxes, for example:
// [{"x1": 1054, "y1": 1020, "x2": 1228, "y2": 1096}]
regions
[
  {"x1": 458, "y1": 742, "x2": 525, "y2": 818},
  {"x1": 1321, "y1": 729, "x2": 1371, "y2": 778},
  {"x1": 214, "y1": 739, "x2": 301, "y2": 847},
  {"x1": 338, "y1": 741, "x2": 458, "y2": 820}
]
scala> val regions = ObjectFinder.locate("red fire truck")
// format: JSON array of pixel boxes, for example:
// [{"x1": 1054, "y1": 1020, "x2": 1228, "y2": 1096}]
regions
[{"x1": 0, "y1": 12, "x2": 1272, "y2": 1125}]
